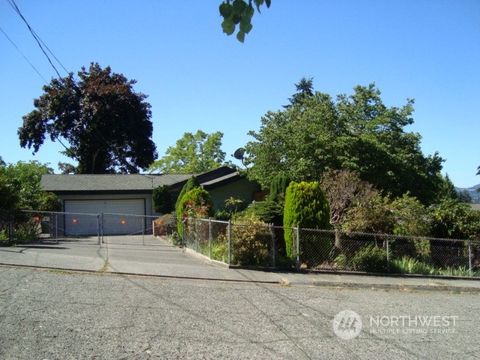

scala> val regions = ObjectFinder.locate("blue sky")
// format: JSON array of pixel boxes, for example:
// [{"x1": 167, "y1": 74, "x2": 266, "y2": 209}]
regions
[{"x1": 0, "y1": 0, "x2": 479, "y2": 187}]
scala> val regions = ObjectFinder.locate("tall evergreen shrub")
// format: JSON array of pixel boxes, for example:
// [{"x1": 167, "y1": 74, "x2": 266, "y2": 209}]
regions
[{"x1": 283, "y1": 181, "x2": 330, "y2": 258}]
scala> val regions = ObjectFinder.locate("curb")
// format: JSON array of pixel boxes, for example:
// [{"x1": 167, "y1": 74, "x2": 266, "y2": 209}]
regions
[
  {"x1": 291, "y1": 279, "x2": 480, "y2": 293},
  {"x1": 1, "y1": 262, "x2": 479, "y2": 293},
  {"x1": 0, "y1": 262, "x2": 278, "y2": 285}
]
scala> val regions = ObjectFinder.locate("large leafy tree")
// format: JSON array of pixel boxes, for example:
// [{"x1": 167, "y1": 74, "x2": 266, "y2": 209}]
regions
[
  {"x1": 245, "y1": 80, "x2": 444, "y2": 204},
  {"x1": 18, "y1": 63, "x2": 157, "y2": 174},
  {"x1": 150, "y1": 130, "x2": 225, "y2": 174},
  {"x1": 0, "y1": 161, "x2": 59, "y2": 211}
]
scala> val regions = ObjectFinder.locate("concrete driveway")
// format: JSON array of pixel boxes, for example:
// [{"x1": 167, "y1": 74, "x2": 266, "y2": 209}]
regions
[{"x1": 0, "y1": 235, "x2": 280, "y2": 282}]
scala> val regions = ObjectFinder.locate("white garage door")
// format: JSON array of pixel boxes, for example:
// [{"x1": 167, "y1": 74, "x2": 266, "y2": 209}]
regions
[{"x1": 64, "y1": 199, "x2": 145, "y2": 235}]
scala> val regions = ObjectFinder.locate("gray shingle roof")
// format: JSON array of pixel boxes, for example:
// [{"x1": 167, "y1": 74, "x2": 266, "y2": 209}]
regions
[
  {"x1": 201, "y1": 171, "x2": 240, "y2": 186},
  {"x1": 41, "y1": 174, "x2": 192, "y2": 192}
]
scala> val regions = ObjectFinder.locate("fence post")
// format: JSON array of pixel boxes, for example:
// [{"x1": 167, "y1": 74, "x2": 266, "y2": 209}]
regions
[
  {"x1": 97, "y1": 214, "x2": 101, "y2": 246},
  {"x1": 208, "y1": 218, "x2": 212, "y2": 259},
  {"x1": 101, "y1": 213, "x2": 104, "y2": 244},
  {"x1": 227, "y1": 220, "x2": 232, "y2": 266},
  {"x1": 270, "y1": 223, "x2": 276, "y2": 268},
  {"x1": 468, "y1": 240, "x2": 473, "y2": 276},
  {"x1": 8, "y1": 220, "x2": 13, "y2": 244},
  {"x1": 55, "y1": 213, "x2": 59, "y2": 244},
  {"x1": 142, "y1": 217, "x2": 145, "y2": 246},
  {"x1": 295, "y1": 226, "x2": 300, "y2": 271},
  {"x1": 194, "y1": 218, "x2": 198, "y2": 252},
  {"x1": 386, "y1": 238, "x2": 390, "y2": 271}
]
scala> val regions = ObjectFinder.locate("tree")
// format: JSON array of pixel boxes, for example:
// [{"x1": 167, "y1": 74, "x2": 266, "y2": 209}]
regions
[
  {"x1": 0, "y1": 161, "x2": 60, "y2": 211},
  {"x1": 320, "y1": 170, "x2": 377, "y2": 248},
  {"x1": 245, "y1": 81, "x2": 444, "y2": 204},
  {"x1": 266, "y1": 173, "x2": 290, "y2": 202},
  {"x1": 342, "y1": 192, "x2": 394, "y2": 234},
  {"x1": 0, "y1": 173, "x2": 19, "y2": 213},
  {"x1": 435, "y1": 174, "x2": 458, "y2": 202},
  {"x1": 430, "y1": 199, "x2": 480, "y2": 240},
  {"x1": 58, "y1": 162, "x2": 77, "y2": 175},
  {"x1": 390, "y1": 194, "x2": 431, "y2": 237},
  {"x1": 457, "y1": 189, "x2": 472, "y2": 203},
  {"x1": 152, "y1": 185, "x2": 173, "y2": 214},
  {"x1": 219, "y1": 0, "x2": 271, "y2": 42},
  {"x1": 18, "y1": 63, "x2": 157, "y2": 174},
  {"x1": 285, "y1": 77, "x2": 314, "y2": 107},
  {"x1": 320, "y1": 170, "x2": 376, "y2": 228},
  {"x1": 150, "y1": 130, "x2": 226, "y2": 174}
]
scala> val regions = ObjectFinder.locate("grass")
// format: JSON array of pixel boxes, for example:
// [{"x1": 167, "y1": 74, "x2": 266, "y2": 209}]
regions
[{"x1": 391, "y1": 257, "x2": 479, "y2": 277}]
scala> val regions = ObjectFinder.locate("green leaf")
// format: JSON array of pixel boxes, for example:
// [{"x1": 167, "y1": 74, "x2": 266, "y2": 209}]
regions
[
  {"x1": 236, "y1": 30, "x2": 245, "y2": 42},
  {"x1": 232, "y1": 13, "x2": 242, "y2": 24},
  {"x1": 232, "y1": 0, "x2": 247, "y2": 13},
  {"x1": 245, "y1": 4, "x2": 254, "y2": 19},
  {"x1": 221, "y1": 19, "x2": 235, "y2": 35},
  {"x1": 239, "y1": 18, "x2": 253, "y2": 34},
  {"x1": 254, "y1": 0, "x2": 264, "y2": 12},
  {"x1": 219, "y1": 2, "x2": 233, "y2": 18},
  {"x1": 265, "y1": 0, "x2": 271, "y2": 8}
]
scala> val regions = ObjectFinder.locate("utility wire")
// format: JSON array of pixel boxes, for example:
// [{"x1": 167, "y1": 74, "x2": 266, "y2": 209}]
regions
[
  {"x1": 0, "y1": 25, "x2": 48, "y2": 82},
  {"x1": 6, "y1": 0, "x2": 68, "y2": 78},
  {"x1": 31, "y1": 28, "x2": 69, "y2": 74}
]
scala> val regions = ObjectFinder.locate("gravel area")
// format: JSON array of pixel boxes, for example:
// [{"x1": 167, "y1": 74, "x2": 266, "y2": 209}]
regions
[{"x1": 0, "y1": 265, "x2": 478, "y2": 359}]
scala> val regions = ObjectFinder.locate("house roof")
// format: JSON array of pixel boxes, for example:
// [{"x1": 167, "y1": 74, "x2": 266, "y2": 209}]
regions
[
  {"x1": 41, "y1": 174, "x2": 191, "y2": 192},
  {"x1": 201, "y1": 171, "x2": 242, "y2": 189},
  {"x1": 41, "y1": 166, "x2": 238, "y2": 193}
]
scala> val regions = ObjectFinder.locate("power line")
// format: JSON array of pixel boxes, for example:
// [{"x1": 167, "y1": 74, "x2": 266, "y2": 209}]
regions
[
  {"x1": 6, "y1": 0, "x2": 68, "y2": 78},
  {"x1": 0, "y1": 25, "x2": 48, "y2": 82}
]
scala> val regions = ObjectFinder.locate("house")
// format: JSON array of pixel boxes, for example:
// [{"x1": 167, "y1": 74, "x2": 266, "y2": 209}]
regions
[{"x1": 40, "y1": 167, "x2": 260, "y2": 235}]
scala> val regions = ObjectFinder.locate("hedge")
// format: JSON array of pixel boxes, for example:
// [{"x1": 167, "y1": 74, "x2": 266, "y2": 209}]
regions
[{"x1": 283, "y1": 181, "x2": 330, "y2": 258}]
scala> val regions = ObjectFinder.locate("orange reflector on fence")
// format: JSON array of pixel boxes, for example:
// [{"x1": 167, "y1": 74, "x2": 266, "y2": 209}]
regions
[
  {"x1": 72, "y1": 218, "x2": 78, "y2": 224},
  {"x1": 120, "y1": 219, "x2": 126, "y2": 225}
]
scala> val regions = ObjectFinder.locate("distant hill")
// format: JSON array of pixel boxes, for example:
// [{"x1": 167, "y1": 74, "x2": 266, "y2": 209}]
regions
[{"x1": 456, "y1": 184, "x2": 480, "y2": 203}]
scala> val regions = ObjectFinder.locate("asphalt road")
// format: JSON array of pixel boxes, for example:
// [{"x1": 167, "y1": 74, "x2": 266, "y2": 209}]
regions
[{"x1": 0, "y1": 266, "x2": 478, "y2": 360}]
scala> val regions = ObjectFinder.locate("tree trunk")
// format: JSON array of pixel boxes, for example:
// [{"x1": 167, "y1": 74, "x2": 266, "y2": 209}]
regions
[{"x1": 334, "y1": 227, "x2": 343, "y2": 250}]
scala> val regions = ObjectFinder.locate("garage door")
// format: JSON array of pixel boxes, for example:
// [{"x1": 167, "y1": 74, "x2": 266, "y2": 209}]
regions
[{"x1": 64, "y1": 199, "x2": 145, "y2": 235}]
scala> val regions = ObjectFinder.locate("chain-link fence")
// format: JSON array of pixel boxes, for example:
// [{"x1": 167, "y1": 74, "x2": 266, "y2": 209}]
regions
[
  {"x1": 100, "y1": 213, "x2": 162, "y2": 246},
  {"x1": 181, "y1": 217, "x2": 480, "y2": 277},
  {"x1": 1, "y1": 210, "x2": 168, "y2": 247}
]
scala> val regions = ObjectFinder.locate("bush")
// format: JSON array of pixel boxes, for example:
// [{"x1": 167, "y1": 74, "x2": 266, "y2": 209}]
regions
[
  {"x1": 242, "y1": 200, "x2": 283, "y2": 225},
  {"x1": 176, "y1": 188, "x2": 213, "y2": 238},
  {"x1": 231, "y1": 214, "x2": 271, "y2": 266},
  {"x1": 214, "y1": 197, "x2": 246, "y2": 221},
  {"x1": 283, "y1": 181, "x2": 330, "y2": 258},
  {"x1": 390, "y1": 257, "x2": 436, "y2": 275},
  {"x1": 214, "y1": 209, "x2": 231, "y2": 221},
  {"x1": 211, "y1": 242, "x2": 227, "y2": 262},
  {"x1": 0, "y1": 229, "x2": 9, "y2": 245},
  {"x1": 351, "y1": 246, "x2": 389, "y2": 273},
  {"x1": 13, "y1": 220, "x2": 39, "y2": 243},
  {"x1": 153, "y1": 185, "x2": 173, "y2": 214},
  {"x1": 175, "y1": 176, "x2": 200, "y2": 209}
]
